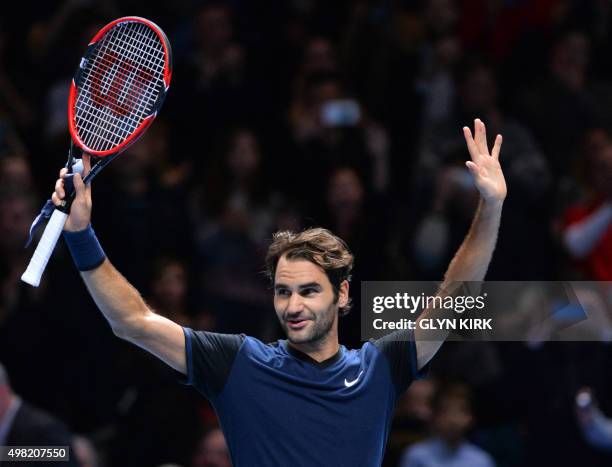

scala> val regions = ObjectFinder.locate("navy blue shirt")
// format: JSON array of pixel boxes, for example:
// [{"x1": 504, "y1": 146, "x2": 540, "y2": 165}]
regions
[{"x1": 181, "y1": 328, "x2": 427, "y2": 467}]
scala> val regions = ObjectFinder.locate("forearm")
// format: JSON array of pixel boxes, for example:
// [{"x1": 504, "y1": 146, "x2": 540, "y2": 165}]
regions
[
  {"x1": 415, "y1": 198, "x2": 503, "y2": 369},
  {"x1": 78, "y1": 256, "x2": 186, "y2": 374},
  {"x1": 443, "y1": 198, "x2": 503, "y2": 282},
  {"x1": 80, "y1": 259, "x2": 152, "y2": 337}
]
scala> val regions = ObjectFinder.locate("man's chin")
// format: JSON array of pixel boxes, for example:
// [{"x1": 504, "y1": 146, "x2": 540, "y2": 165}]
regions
[
  {"x1": 285, "y1": 328, "x2": 313, "y2": 344},
  {"x1": 284, "y1": 322, "x2": 318, "y2": 344}
]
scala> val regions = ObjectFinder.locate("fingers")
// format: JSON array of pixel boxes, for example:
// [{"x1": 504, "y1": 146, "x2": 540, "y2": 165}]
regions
[
  {"x1": 82, "y1": 153, "x2": 91, "y2": 178},
  {"x1": 51, "y1": 191, "x2": 61, "y2": 207},
  {"x1": 54, "y1": 156, "x2": 92, "y2": 207},
  {"x1": 463, "y1": 126, "x2": 479, "y2": 161},
  {"x1": 466, "y1": 160, "x2": 481, "y2": 178},
  {"x1": 73, "y1": 172, "x2": 85, "y2": 196},
  {"x1": 465, "y1": 119, "x2": 502, "y2": 162},
  {"x1": 55, "y1": 177, "x2": 65, "y2": 200},
  {"x1": 474, "y1": 119, "x2": 489, "y2": 155},
  {"x1": 491, "y1": 134, "x2": 502, "y2": 160}
]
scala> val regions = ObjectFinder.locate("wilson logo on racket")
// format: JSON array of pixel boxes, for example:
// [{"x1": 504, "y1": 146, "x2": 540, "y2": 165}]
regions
[{"x1": 89, "y1": 51, "x2": 155, "y2": 116}]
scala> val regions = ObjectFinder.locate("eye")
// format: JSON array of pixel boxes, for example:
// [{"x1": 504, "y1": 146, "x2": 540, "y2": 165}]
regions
[
  {"x1": 276, "y1": 289, "x2": 290, "y2": 297},
  {"x1": 301, "y1": 288, "x2": 317, "y2": 296}
]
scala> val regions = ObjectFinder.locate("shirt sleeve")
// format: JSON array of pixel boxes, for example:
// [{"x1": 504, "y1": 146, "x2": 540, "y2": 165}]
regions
[
  {"x1": 180, "y1": 327, "x2": 245, "y2": 399},
  {"x1": 372, "y1": 329, "x2": 429, "y2": 398}
]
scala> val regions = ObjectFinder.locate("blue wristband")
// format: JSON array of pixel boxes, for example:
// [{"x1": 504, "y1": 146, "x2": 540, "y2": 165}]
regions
[{"x1": 63, "y1": 224, "x2": 106, "y2": 271}]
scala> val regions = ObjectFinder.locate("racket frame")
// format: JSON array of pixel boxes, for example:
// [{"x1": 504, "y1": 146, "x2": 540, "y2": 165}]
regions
[{"x1": 68, "y1": 16, "x2": 172, "y2": 158}]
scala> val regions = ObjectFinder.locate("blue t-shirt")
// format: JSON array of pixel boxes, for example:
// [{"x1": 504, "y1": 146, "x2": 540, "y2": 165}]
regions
[{"x1": 181, "y1": 327, "x2": 427, "y2": 467}]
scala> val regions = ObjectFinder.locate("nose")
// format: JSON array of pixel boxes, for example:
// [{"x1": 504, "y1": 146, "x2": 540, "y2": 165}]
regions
[{"x1": 287, "y1": 292, "x2": 305, "y2": 314}]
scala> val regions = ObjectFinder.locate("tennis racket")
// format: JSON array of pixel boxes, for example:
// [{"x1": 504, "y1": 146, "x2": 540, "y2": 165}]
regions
[{"x1": 21, "y1": 16, "x2": 172, "y2": 287}]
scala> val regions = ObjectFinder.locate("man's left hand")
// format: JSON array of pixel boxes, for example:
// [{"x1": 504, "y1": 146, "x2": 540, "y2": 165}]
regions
[{"x1": 463, "y1": 118, "x2": 507, "y2": 204}]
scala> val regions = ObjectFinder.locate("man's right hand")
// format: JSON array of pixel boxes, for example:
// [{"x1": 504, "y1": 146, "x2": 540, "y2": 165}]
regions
[{"x1": 51, "y1": 154, "x2": 92, "y2": 232}]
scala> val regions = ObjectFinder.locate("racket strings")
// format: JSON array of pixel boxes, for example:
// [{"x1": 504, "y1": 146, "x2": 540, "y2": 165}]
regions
[
  {"x1": 74, "y1": 21, "x2": 166, "y2": 152},
  {"x1": 82, "y1": 23, "x2": 163, "y2": 144}
]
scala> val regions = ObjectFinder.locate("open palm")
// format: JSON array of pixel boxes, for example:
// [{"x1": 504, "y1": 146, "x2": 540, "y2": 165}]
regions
[{"x1": 463, "y1": 119, "x2": 507, "y2": 203}]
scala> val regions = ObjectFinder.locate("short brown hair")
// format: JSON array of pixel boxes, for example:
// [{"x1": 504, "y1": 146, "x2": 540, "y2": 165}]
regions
[{"x1": 265, "y1": 228, "x2": 354, "y2": 316}]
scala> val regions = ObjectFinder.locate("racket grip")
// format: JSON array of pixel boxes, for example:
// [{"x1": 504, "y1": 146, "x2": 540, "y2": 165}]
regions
[{"x1": 21, "y1": 209, "x2": 69, "y2": 287}]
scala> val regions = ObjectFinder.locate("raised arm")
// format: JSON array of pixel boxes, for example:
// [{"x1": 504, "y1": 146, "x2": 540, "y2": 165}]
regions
[
  {"x1": 52, "y1": 155, "x2": 187, "y2": 374},
  {"x1": 415, "y1": 119, "x2": 507, "y2": 370}
]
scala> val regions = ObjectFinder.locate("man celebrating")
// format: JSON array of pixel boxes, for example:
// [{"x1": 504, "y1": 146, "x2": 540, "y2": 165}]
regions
[{"x1": 51, "y1": 119, "x2": 506, "y2": 466}]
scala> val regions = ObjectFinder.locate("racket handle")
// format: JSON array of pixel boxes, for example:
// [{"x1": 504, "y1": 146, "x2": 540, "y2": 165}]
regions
[{"x1": 21, "y1": 209, "x2": 69, "y2": 287}]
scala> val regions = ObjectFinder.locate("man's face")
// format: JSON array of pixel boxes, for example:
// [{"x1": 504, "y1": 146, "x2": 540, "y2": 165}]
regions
[{"x1": 273, "y1": 255, "x2": 347, "y2": 346}]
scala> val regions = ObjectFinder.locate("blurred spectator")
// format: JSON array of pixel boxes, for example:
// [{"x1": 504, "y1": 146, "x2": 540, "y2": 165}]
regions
[
  {"x1": 399, "y1": 383, "x2": 495, "y2": 467},
  {"x1": 95, "y1": 120, "x2": 194, "y2": 289},
  {"x1": 198, "y1": 128, "x2": 275, "y2": 244},
  {"x1": 72, "y1": 435, "x2": 99, "y2": 467},
  {"x1": 516, "y1": 29, "x2": 612, "y2": 180},
  {"x1": 148, "y1": 257, "x2": 193, "y2": 327},
  {"x1": 195, "y1": 129, "x2": 275, "y2": 337},
  {"x1": 406, "y1": 0, "x2": 463, "y2": 133},
  {"x1": 0, "y1": 155, "x2": 41, "y2": 321},
  {"x1": 0, "y1": 26, "x2": 33, "y2": 128},
  {"x1": 320, "y1": 166, "x2": 393, "y2": 346},
  {"x1": 191, "y1": 3, "x2": 242, "y2": 89},
  {"x1": 286, "y1": 71, "x2": 391, "y2": 207},
  {"x1": 320, "y1": 166, "x2": 392, "y2": 273},
  {"x1": 172, "y1": 1, "x2": 260, "y2": 151},
  {"x1": 289, "y1": 36, "x2": 339, "y2": 142},
  {"x1": 561, "y1": 136, "x2": 612, "y2": 280},
  {"x1": 416, "y1": 33, "x2": 463, "y2": 131},
  {"x1": 457, "y1": 0, "x2": 562, "y2": 65},
  {"x1": 191, "y1": 427, "x2": 231, "y2": 467},
  {"x1": 0, "y1": 190, "x2": 37, "y2": 315},
  {"x1": 385, "y1": 379, "x2": 437, "y2": 466},
  {"x1": 0, "y1": 115, "x2": 27, "y2": 160},
  {"x1": 0, "y1": 362, "x2": 79, "y2": 466},
  {"x1": 26, "y1": 0, "x2": 117, "y2": 69},
  {"x1": 575, "y1": 387, "x2": 612, "y2": 452}
]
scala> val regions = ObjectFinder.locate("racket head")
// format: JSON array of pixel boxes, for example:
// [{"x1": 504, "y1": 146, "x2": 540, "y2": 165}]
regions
[{"x1": 68, "y1": 17, "x2": 172, "y2": 157}]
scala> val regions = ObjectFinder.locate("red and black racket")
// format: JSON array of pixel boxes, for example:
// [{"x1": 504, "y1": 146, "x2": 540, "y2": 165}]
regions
[{"x1": 22, "y1": 17, "x2": 172, "y2": 287}]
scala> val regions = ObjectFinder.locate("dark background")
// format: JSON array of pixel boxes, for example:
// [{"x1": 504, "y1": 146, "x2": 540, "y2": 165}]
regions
[{"x1": 0, "y1": 0, "x2": 611, "y2": 466}]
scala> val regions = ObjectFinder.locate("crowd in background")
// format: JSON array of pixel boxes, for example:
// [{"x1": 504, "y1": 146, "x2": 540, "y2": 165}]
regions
[{"x1": 0, "y1": 0, "x2": 611, "y2": 466}]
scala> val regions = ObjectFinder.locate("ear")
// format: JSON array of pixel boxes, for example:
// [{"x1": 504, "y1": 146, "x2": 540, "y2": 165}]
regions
[{"x1": 337, "y1": 280, "x2": 350, "y2": 308}]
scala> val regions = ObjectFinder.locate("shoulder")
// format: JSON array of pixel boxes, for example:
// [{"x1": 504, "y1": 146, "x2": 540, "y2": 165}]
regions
[
  {"x1": 186, "y1": 328, "x2": 246, "y2": 353},
  {"x1": 232, "y1": 336, "x2": 300, "y2": 367}
]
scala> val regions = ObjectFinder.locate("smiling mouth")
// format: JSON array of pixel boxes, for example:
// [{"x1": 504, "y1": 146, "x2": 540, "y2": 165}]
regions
[{"x1": 286, "y1": 319, "x2": 309, "y2": 330}]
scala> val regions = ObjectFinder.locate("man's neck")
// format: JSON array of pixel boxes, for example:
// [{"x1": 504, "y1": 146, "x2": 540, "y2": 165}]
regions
[{"x1": 289, "y1": 337, "x2": 340, "y2": 363}]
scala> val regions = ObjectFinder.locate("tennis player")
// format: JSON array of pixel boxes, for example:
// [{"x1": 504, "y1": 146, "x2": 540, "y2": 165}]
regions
[{"x1": 51, "y1": 119, "x2": 506, "y2": 466}]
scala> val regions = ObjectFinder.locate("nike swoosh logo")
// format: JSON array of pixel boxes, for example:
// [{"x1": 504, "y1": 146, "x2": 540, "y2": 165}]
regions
[{"x1": 344, "y1": 370, "x2": 364, "y2": 388}]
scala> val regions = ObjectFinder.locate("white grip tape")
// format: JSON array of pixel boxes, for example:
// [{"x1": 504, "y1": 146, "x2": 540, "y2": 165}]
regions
[{"x1": 21, "y1": 209, "x2": 69, "y2": 287}]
